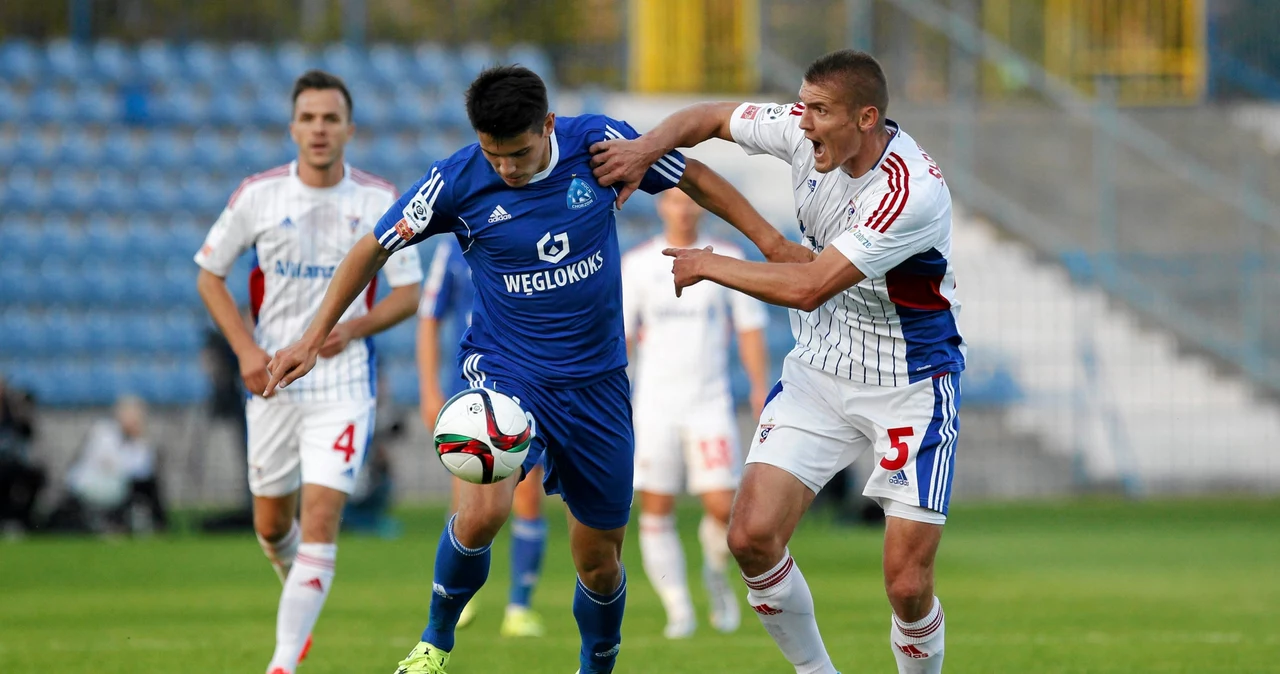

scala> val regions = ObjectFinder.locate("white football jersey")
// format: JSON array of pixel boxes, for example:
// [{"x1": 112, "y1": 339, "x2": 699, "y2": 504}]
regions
[
  {"x1": 195, "y1": 162, "x2": 424, "y2": 402},
  {"x1": 729, "y1": 102, "x2": 965, "y2": 387},
  {"x1": 623, "y1": 235, "x2": 768, "y2": 404}
]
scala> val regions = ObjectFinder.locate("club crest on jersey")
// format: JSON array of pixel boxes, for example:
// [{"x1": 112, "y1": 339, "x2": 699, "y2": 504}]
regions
[
  {"x1": 566, "y1": 177, "x2": 596, "y2": 210},
  {"x1": 537, "y1": 231, "x2": 570, "y2": 264},
  {"x1": 758, "y1": 424, "x2": 775, "y2": 444}
]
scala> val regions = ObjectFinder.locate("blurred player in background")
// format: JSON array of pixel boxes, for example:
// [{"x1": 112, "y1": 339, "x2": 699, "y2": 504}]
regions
[
  {"x1": 594, "y1": 50, "x2": 964, "y2": 674},
  {"x1": 416, "y1": 238, "x2": 548, "y2": 638},
  {"x1": 262, "y1": 65, "x2": 779, "y2": 674},
  {"x1": 195, "y1": 70, "x2": 423, "y2": 674},
  {"x1": 621, "y1": 188, "x2": 769, "y2": 639}
]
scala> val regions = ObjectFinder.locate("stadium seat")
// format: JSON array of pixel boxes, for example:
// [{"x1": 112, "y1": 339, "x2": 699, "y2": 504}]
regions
[
  {"x1": 321, "y1": 44, "x2": 369, "y2": 84},
  {"x1": 410, "y1": 44, "x2": 454, "y2": 90},
  {"x1": 136, "y1": 40, "x2": 182, "y2": 85},
  {"x1": 176, "y1": 170, "x2": 223, "y2": 216},
  {"x1": 0, "y1": 84, "x2": 26, "y2": 125},
  {"x1": 457, "y1": 43, "x2": 498, "y2": 80},
  {"x1": 27, "y1": 87, "x2": 74, "y2": 125},
  {"x1": 0, "y1": 265, "x2": 39, "y2": 308},
  {"x1": 228, "y1": 42, "x2": 275, "y2": 88},
  {"x1": 157, "y1": 312, "x2": 202, "y2": 355},
  {"x1": 0, "y1": 215, "x2": 42, "y2": 260},
  {"x1": 135, "y1": 170, "x2": 181, "y2": 212},
  {"x1": 92, "y1": 169, "x2": 133, "y2": 213},
  {"x1": 54, "y1": 169, "x2": 96, "y2": 214},
  {"x1": 73, "y1": 84, "x2": 123, "y2": 125},
  {"x1": 189, "y1": 127, "x2": 234, "y2": 170},
  {"x1": 91, "y1": 40, "x2": 137, "y2": 84},
  {"x1": 13, "y1": 132, "x2": 53, "y2": 168},
  {"x1": 0, "y1": 40, "x2": 43, "y2": 84},
  {"x1": 45, "y1": 38, "x2": 90, "y2": 83},
  {"x1": 141, "y1": 130, "x2": 188, "y2": 170},
  {"x1": 506, "y1": 44, "x2": 553, "y2": 80},
  {"x1": 101, "y1": 133, "x2": 141, "y2": 169},
  {"x1": 154, "y1": 84, "x2": 206, "y2": 127},
  {"x1": 231, "y1": 130, "x2": 275, "y2": 169},
  {"x1": 3, "y1": 168, "x2": 49, "y2": 212},
  {"x1": 368, "y1": 44, "x2": 411, "y2": 90},
  {"x1": 183, "y1": 41, "x2": 226, "y2": 85},
  {"x1": 388, "y1": 89, "x2": 430, "y2": 129},
  {"x1": 274, "y1": 42, "x2": 316, "y2": 85},
  {"x1": 208, "y1": 90, "x2": 252, "y2": 128},
  {"x1": 58, "y1": 128, "x2": 104, "y2": 167}
]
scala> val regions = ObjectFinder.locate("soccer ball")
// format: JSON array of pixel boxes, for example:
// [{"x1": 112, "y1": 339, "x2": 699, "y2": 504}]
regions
[{"x1": 434, "y1": 388, "x2": 532, "y2": 484}]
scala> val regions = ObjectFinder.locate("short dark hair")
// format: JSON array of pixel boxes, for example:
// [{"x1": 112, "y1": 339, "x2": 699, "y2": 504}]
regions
[
  {"x1": 804, "y1": 50, "x2": 888, "y2": 121},
  {"x1": 465, "y1": 65, "x2": 549, "y2": 139},
  {"x1": 291, "y1": 69, "x2": 354, "y2": 119}
]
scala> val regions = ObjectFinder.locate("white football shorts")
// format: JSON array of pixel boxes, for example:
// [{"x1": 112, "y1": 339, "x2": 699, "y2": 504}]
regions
[
  {"x1": 633, "y1": 391, "x2": 742, "y2": 495},
  {"x1": 747, "y1": 357, "x2": 960, "y2": 524},
  {"x1": 245, "y1": 397, "x2": 376, "y2": 497}
]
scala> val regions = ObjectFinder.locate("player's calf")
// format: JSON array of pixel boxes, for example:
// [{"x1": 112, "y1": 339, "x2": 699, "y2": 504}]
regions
[{"x1": 883, "y1": 516, "x2": 946, "y2": 674}]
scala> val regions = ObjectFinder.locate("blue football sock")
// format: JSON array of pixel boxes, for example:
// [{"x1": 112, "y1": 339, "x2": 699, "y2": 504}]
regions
[
  {"x1": 574, "y1": 566, "x2": 627, "y2": 673},
  {"x1": 508, "y1": 516, "x2": 546, "y2": 608},
  {"x1": 421, "y1": 514, "x2": 491, "y2": 651}
]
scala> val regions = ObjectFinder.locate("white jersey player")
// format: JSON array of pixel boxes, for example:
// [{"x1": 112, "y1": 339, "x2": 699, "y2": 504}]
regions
[
  {"x1": 622, "y1": 188, "x2": 770, "y2": 639},
  {"x1": 194, "y1": 71, "x2": 422, "y2": 674},
  {"x1": 593, "y1": 50, "x2": 962, "y2": 674}
]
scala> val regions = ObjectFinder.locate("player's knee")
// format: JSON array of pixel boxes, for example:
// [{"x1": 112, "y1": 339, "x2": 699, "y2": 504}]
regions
[
  {"x1": 884, "y1": 568, "x2": 931, "y2": 608},
  {"x1": 253, "y1": 507, "x2": 294, "y2": 541},
  {"x1": 453, "y1": 499, "x2": 510, "y2": 546},
  {"x1": 727, "y1": 517, "x2": 782, "y2": 566},
  {"x1": 576, "y1": 552, "x2": 622, "y2": 594}
]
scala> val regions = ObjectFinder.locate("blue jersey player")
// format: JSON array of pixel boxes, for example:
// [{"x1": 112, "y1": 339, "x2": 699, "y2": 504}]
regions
[
  {"x1": 263, "y1": 65, "x2": 777, "y2": 674},
  {"x1": 416, "y1": 238, "x2": 550, "y2": 638}
]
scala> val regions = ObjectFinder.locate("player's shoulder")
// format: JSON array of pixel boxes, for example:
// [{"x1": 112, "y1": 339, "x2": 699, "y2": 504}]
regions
[
  {"x1": 227, "y1": 163, "x2": 292, "y2": 207},
  {"x1": 347, "y1": 165, "x2": 399, "y2": 199},
  {"x1": 738, "y1": 101, "x2": 805, "y2": 123},
  {"x1": 883, "y1": 125, "x2": 945, "y2": 192},
  {"x1": 556, "y1": 113, "x2": 616, "y2": 138}
]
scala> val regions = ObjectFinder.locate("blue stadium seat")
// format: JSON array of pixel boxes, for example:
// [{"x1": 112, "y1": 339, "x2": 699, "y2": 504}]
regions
[
  {"x1": 136, "y1": 40, "x2": 182, "y2": 85},
  {"x1": 73, "y1": 84, "x2": 122, "y2": 125},
  {"x1": 0, "y1": 264, "x2": 38, "y2": 308},
  {"x1": 410, "y1": 44, "x2": 454, "y2": 89},
  {"x1": 414, "y1": 135, "x2": 450, "y2": 165},
  {"x1": 93, "y1": 169, "x2": 133, "y2": 213},
  {"x1": 274, "y1": 42, "x2": 315, "y2": 85},
  {"x1": 429, "y1": 102, "x2": 470, "y2": 133},
  {"x1": 321, "y1": 44, "x2": 369, "y2": 84},
  {"x1": 13, "y1": 132, "x2": 53, "y2": 168},
  {"x1": 26, "y1": 87, "x2": 74, "y2": 125},
  {"x1": 81, "y1": 312, "x2": 122, "y2": 353},
  {"x1": 53, "y1": 169, "x2": 96, "y2": 214},
  {"x1": 388, "y1": 90, "x2": 430, "y2": 129},
  {"x1": 101, "y1": 133, "x2": 141, "y2": 169},
  {"x1": 228, "y1": 42, "x2": 274, "y2": 88},
  {"x1": 457, "y1": 43, "x2": 498, "y2": 80},
  {"x1": 0, "y1": 84, "x2": 25, "y2": 125},
  {"x1": 44, "y1": 311, "x2": 91, "y2": 355},
  {"x1": 58, "y1": 128, "x2": 103, "y2": 167},
  {"x1": 91, "y1": 40, "x2": 137, "y2": 84},
  {"x1": 161, "y1": 260, "x2": 201, "y2": 307},
  {"x1": 370, "y1": 135, "x2": 412, "y2": 175},
  {"x1": 38, "y1": 259, "x2": 88, "y2": 306},
  {"x1": 506, "y1": 44, "x2": 553, "y2": 80},
  {"x1": 3, "y1": 169, "x2": 48, "y2": 212},
  {"x1": 45, "y1": 39, "x2": 90, "y2": 83},
  {"x1": 85, "y1": 224, "x2": 131, "y2": 260},
  {"x1": 123, "y1": 216, "x2": 168, "y2": 263},
  {"x1": 0, "y1": 40, "x2": 43, "y2": 84},
  {"x1": 170, "y1": 362, "x2": 212, "y2": 405},
  {"x1": 154, "y1": 84, "x2": 206, "y2": 127},
  {"x1": 231, "y1": 130, "x2": 275, "y2": 169},
  {"x1": 177, "y1": 171, "x2": 223, "y2": 217},
  {"x1": 189, "y1": 128, "x2": 234, "y2": 170},
  {"x1": 141, "y1": 130, "x2": 188, "y2": 170},
  {"x1": 183, "y1": 42, "x2": 226, "y2": 85},
  {"x1": 0, "y1": 214, "x2": 42, "y2": 260},
  {"x1": 157, "y1": 312, "x2": 202, "y2": 355},
  {"x1": 368, "y1": 44, "x2": 411, "y2": 90},
  {"x1": 79, "y1": 261, "x2": 128, "y2": 308},
  {"x1": 135, "y1": 171, "x2": 181, "y2": 212},
  {"x1": 208, "y1": 90, "x2": 252, "y2": 128},
  {"x1": 249, "y1": 93, "x2": 285, "y2": 127}
]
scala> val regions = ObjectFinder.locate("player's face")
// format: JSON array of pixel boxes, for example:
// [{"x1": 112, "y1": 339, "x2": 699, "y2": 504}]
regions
[
  {"x1": 797, "y1": 80, "x2": 875, "y2": 174},
  {"x1": 289, "y1": 88, "x2": 353, "y2": 171},
  {"x1": 478, "y1": 114, "x2": 556, "y2": 188},
  {"x1": 658, "y1": 188, "x2": 702, "y2": 240}
]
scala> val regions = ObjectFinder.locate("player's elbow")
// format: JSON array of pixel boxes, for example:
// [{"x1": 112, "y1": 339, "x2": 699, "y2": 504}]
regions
[
  {"x1": 195, "y1": 268, "x2": 224, "y2": 297},
  {"x1": 791, "y1": 284, "x2": 828, "y2": 313}
]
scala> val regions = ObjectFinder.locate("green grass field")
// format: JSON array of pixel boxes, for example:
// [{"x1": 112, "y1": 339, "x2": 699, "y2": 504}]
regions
[{"x1": 2, "y1": 499, "x2": 1278, "y2": 673}]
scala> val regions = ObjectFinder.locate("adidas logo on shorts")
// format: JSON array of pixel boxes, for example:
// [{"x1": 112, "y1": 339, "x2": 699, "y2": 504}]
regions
[{"x1": 889, "y1": 470, "x2": 910, "y2": 487}]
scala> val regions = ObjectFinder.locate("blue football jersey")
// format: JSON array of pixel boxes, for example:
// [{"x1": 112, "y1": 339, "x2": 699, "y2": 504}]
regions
[{"x1": 374, "y1": 114, "x2": 687, "y2": 387}]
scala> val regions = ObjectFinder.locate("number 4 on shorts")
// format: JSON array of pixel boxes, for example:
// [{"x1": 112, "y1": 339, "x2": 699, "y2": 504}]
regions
[
  {"x1": 333, "y1": 424, "x2": 356, "y2": 463},
  {"x1": 880, "y1": 426, "x2": 913, "y2": 471}
]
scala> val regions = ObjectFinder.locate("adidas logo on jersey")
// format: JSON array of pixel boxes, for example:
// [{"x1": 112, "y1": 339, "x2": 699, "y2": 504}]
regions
[
  {"x1": 488, "y1": 205, "x2": 512, "y2": 223},
  {"x1": 889, "y1": 470, "x2": 910, "y2": 487}
]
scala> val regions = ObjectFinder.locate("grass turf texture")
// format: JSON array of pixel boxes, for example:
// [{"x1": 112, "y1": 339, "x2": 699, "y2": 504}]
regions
[{"x1": 1, "y1": 499, "x2": 1277, "y2": 673}]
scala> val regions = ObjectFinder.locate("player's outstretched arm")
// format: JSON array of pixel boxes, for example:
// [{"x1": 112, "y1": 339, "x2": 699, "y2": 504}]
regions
[
  {"x1": 318, "y1": 283, "x2": 419, "y2": 358},
  {"x1": 665, "y1": 246, "x2": 865, "y2": 313},
  {"x1": 590, "y1": 102, "x2": 740, "y2": 207},
  {"x1": 263, "y1": 233, "x2": 391, "y2": 396},
  {"x1": 678, "y1": 159, "x2": 814, "y2": 264}
]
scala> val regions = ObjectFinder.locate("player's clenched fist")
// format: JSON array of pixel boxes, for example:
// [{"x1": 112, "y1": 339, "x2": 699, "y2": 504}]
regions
[
  {"x1": 262, "y1": 341, "x2": 319, "y2": 398},
  {"x1": 662, "y1": 245, "x2": 714, "y2": 297},
  {"x1": 237, "y1": 347, "x2": 273, "y2": 400}
]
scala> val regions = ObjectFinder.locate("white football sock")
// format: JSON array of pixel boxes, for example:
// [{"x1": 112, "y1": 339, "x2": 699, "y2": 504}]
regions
[
  {"x1": 639, "y1": 513, "x2": 695, "y2": 631},
  {"x1": 267, "y1": 543, "x2": 336, "y2": 671},
  {"x1": 697, "y1": 514, "x2": 731, "y2": 573},
  {"x1": 257, "y1": 520, "x2": 300, "y2": 584},
  {"x1": 744, "y1": 551, "x2": 837, "y2": 674},
  {"x1": 890, "y1": 596, "x2": 945, "y2": 674}
]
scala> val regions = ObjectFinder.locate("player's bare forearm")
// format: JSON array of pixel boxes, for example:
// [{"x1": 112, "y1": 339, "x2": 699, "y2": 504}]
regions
[
  {"x1": 671, "y1": 247, "x2": 865, "y2": 312},
  {"x1": 677, "y1": 159, "x2": 806, "y2": 264},
  {"x1": 343, "y1": 283, "x2": 418, "y2": 340},
  {"x1": 301, "y1": 233, "x2": 391, "y2": 351},
  {"x1": 644, "y1": 102, "x2": 741, "y2": 152},
  {"x1": 196, "y1": 269, "x2": 258, "y2": 357},
  {"x1": 416, "y1": 317, "x2": 443, "y2": 394},
  {"x1": 736, "y1": 328, "x2": 769, "y2": 392}
]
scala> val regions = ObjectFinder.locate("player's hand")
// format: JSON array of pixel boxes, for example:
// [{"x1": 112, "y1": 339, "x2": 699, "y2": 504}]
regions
[
  {"x1": 236, "y1": 347, "x2": 273, "y2": 399},
  {"x1": 662, "y1": 245, "x2": 714, "y2": 297},
  {"x1": 590, "y1": 137, "x2": 656, "y2": 208},
  {"x1": 318, "y1": 322, "x2": 354, "y2": 359},
  {"x1": 262, "y1": 341, "x2": 319, "y2": 398},
  {"x1": 420, "y1": 387, "x2": 447, "y2": 432}
]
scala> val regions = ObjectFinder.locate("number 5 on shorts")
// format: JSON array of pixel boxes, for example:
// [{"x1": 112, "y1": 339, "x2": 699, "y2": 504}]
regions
[{"x1": 880, "y1": 426, "x2": 914, "y2": 471}]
